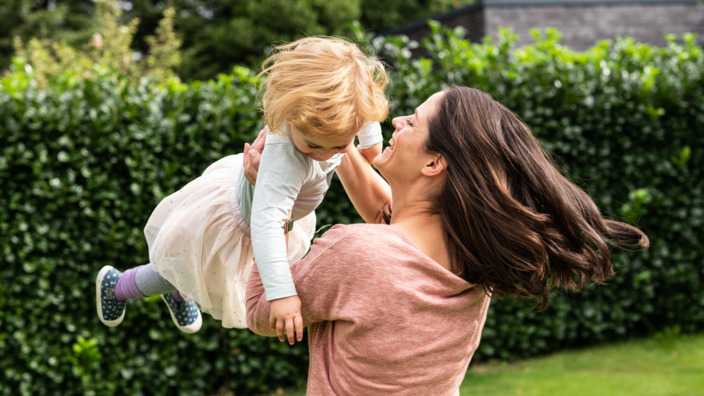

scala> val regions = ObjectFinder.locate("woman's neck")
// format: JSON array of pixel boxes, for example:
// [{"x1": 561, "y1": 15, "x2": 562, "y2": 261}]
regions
[{"x1": 389, "y1": 195, "x2": 452, "y2": 272}]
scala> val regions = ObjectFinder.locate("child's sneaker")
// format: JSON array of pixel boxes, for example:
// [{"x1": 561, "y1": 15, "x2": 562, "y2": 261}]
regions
[
  {"x1": 96, "y1": 265, "x2": 126, "y2": 327},
  {"x1": 161, "y1": 292, "x2": 202, "y2": 334}
]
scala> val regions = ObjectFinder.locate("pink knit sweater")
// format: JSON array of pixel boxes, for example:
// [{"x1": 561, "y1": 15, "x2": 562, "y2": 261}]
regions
[{"x1": 246, "y1": 223, "x2": 491, "y2": 395}]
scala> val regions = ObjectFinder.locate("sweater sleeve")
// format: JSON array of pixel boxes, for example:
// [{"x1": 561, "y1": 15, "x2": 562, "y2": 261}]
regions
[
  {"x1": 356, "y1": 121, "x2": 383, "y2": 149},
  {"x1": 245, "y1": 262, "x2": 277, "y2": 337},
  {"x1": 250, "y1": 134, "x2": 309, "y2": 301},
  {"x1": 246, "y1": 224, "x2": 379, "y2": 334}
]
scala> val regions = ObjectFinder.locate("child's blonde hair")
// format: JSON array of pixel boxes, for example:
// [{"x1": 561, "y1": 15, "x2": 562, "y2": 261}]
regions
[{"x1": 258, "y1": 36, "x2": 388, "y2": 138}]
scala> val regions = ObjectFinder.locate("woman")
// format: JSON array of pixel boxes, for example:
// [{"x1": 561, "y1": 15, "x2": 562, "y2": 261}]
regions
[{"x1": 245, "y1": 86, "x2": 649, "y2": 395}]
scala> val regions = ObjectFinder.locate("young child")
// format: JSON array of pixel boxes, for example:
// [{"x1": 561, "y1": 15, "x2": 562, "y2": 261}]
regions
[{"x1": 96, "y1": 37, "x2": 389, "y2": 343}]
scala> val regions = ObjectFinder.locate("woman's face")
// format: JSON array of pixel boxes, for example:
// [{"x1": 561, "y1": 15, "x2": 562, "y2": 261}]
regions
[
  {"x1": 373, "y1": 91, "x2": 445, "y2": 180},
  {"x1": 290, "y1": 127, "x2": 354, "y2": 161}
]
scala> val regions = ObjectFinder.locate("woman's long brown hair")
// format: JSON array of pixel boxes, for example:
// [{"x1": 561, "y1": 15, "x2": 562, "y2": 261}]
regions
[{"x1": 426, "y1": 86, "x2": 649, "y2": 309}]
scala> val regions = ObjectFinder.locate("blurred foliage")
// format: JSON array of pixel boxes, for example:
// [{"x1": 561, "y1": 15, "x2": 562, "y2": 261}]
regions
[
  {"x1": 11, "y1": 0, "x2": 181, "y2": 88},
  {"x1": 1, "y1": 21, "x2": 703, "y2": 394},
  {"x1": 0, "y1": 0, "x2": 95, "y2": 66},
  {"x1": 0, "y1": 0, "x2": 474, "y2": 81}
]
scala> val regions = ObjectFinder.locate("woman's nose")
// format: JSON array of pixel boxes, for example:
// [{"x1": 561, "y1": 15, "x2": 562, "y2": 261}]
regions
[{"x1": 391, "y1": 117, "x2": 404, "y2": 131}]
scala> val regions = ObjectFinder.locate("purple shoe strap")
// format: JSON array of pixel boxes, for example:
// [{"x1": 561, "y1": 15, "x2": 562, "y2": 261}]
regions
[{"x1": 170, "y1": 290, "x2": 186, "y2": 302}]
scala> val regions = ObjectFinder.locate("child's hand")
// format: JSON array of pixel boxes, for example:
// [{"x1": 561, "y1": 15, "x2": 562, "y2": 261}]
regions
[
  {"x1": 269, "y1": 295, "x2": 303, "y2": 345},
  {"x1": 358, "y1": 142, "x2": 382, "y2": 164}
]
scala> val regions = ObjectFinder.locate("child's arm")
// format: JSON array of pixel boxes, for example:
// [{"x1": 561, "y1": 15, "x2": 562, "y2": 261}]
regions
[
  {"x1": 242, "y1": 174, "x2": 303, "y2": 344},
  {"x1": 268, "y1": 217, "x2": 303, "y2": 345},
  {"x1": 249, "y1": 134, "x2": 307, "y2": 344},
  {"x1": 248, "y1": 263, "x2": 304, "y2": 342},
  {"x1": 269, "y1": 295, "x2": 303, "y2": 345}
]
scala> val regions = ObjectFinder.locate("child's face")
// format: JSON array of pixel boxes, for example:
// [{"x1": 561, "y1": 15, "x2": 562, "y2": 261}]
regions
[{"x1": 290, "y1": 127, "x2": 354, "y2": 161}]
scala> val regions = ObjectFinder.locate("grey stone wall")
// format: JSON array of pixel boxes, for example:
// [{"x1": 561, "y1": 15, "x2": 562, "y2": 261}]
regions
[
  {"x1": 384, "y1": 1, "x2": 704, "y2": 51},
  {"x1": 485, "y1": 3, "x2": 704, "y2": 50},
  {"x1": 384, "y1": 4, "x2": 486, "y2": 45}
]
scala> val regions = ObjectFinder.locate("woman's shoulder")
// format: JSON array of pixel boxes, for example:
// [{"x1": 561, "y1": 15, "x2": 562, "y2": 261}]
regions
[
  {"x1": 317, "y1": 223, "x2": 423, "y2": 260},
  {"x1": 313, "y1": 223, "x2": 477, "y2": 295},
  {"x1": 322, "y1": 223, "x2": 397, "y2": 242}
]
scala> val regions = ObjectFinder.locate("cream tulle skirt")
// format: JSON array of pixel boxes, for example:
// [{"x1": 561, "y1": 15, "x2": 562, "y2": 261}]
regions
[{"x1": 144, "y1": 154, "x2": 316, "y2": 328}]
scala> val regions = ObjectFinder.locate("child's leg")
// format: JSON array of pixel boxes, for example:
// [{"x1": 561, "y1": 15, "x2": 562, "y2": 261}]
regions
[
  {"x1": 114, "y1": 264, "x2": 181, "y2": 301},
  {"x1": 97, "y1": 264, "x2": 199, "y2": 332},
  {"x1": 131, "y1": 264, "x2": 202, "y2": 333}
]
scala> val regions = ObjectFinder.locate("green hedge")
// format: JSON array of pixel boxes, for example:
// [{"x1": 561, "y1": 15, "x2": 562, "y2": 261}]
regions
[
  {"x1": 1, "y1": 26, "x2": 702, "y2": 394},
  {"x1": 0, "y1": 65, "x2": 308, "y2": 395}
]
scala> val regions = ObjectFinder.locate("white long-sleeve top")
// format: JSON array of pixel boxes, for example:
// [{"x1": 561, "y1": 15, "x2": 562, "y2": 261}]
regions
[{"x1": 237, "y1": 122, "x2": 382, "y2": 301}]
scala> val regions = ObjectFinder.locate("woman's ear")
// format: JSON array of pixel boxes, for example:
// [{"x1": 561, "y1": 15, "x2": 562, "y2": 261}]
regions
[{"x1": 422, "y1": 154, "x2": 447, "y2": 177}]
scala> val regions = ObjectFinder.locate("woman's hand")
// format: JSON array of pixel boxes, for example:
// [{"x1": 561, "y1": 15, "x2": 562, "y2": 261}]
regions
[
  {"x1": 243, "y1": 126, "x2": 268, "y2": 185},
  {"x1": 269, "y1": 295, "x2": 304, "y2": 345}
]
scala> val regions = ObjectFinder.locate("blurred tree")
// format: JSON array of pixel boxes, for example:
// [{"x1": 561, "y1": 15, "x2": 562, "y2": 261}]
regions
[
  {"x1": 0, "y1": 0, "x2": 95, "y2": 70},
  {"x1": 0, "y1": 0, "x2": 474, "y2": 81},
  {"x1": 169, "y1": 0, "x2": 364, "y2": 80},
  {"x1": 13, "y1": 1, "x2": 181, "y2": 87},
  {"x1": 359, "y1": 0, "x2": 470, "y2": 32}
]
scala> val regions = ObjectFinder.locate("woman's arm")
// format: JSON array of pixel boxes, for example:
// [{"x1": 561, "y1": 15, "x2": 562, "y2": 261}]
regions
[
  {"x1": 246, "y1": 226, "x2": 342, "y2": 336},
  {"x1": 247, "y1": 224, "x2": 376, "y2": 335},
  {"x1": 336, "y1": 147, "x2": 391, "y2": 223},
  {"x1": 246, "y1": 262, "x2": 278, "y2": 337}
]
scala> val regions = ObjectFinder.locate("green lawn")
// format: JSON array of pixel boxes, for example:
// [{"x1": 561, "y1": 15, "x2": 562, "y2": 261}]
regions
[
  {"x1": 461, "y1": 332, "x2": 704, "y2": 396},
  {"x1": 276, "y1": 332, "x2": 704, "y2": 396}
]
